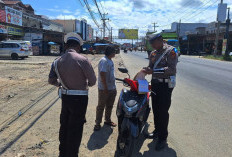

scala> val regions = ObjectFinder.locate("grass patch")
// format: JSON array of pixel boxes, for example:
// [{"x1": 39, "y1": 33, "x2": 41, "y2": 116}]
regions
[{"x1": 203, "y1": 55, "x2": 232, "y2": 61}]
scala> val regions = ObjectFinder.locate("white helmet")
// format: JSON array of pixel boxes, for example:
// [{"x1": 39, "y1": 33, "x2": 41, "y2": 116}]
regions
[{"x1": 64, "y1": 32, "x2": 83, "y2": 46}]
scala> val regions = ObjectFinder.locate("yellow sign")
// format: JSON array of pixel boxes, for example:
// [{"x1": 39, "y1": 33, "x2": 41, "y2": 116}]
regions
[
  {"x1": 118, "y1": 29, "x2": 138, "y2": 39},
  {"x1": 7, "y1": 26, "x2": 24, "y2": 36},
  {"x1": 222, "y1": 39, "x2": 227, "y2": 55}
]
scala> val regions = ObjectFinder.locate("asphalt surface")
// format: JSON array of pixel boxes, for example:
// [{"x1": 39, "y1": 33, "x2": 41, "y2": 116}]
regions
[{"x1": 120, "y1": 51, "x2": 232, "y2": 157}]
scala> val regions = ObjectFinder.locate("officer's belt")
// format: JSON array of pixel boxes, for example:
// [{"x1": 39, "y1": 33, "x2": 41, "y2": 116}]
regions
[
  {"x1": 60, "y1": 88, "x2": 88, "y2": 95},
  {"x1": 153, "y1": 78, "x2": 169, "y2": 83}
]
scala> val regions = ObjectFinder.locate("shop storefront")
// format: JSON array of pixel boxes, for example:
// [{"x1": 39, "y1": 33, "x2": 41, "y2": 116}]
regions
[
  {"x1": 0, "y1": 24, "x2": 8, "y2": 41},
  {"x1": 43, "y1": 30, "x2": 63, "y2": 55}
]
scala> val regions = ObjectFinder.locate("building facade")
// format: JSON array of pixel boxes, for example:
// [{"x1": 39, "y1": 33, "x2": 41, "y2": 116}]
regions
[
  {"x1": 53, "y1": 19, "x2": 94, "y2": 41},
  {"x1": 0, "y1": 0, "x2": 64, "y2": 55}
]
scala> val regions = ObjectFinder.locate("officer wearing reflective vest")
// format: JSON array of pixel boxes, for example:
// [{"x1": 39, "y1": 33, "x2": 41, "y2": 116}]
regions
[
  {"x1": 48, "y1": 32, "x2": 96, "y2": 157},
  {"x1": 142, "y1": 33, "x2": 178, "y2": 151}
]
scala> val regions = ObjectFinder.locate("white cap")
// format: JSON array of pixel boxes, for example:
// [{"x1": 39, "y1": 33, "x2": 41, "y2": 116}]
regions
[{"x1": 64, "y1": 32, "x2": 83, "y2": 46}]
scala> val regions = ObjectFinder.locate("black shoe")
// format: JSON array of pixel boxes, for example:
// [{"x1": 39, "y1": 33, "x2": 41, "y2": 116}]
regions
[
  {"x1": 94, "y1": 124, "x2": 101, "y2": 131},
  {"x1": 155, "y1": 139, "x2": 167, "y2": 151},
  {"x1": 145, "y1": 130, "x2": 159, "y2": 139}
]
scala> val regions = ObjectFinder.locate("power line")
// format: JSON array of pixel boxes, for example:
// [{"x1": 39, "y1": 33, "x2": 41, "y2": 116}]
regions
[
  {"x1": 92, "y1": 0, "x2": 103, "y2": 18},
  {"x1": 183, "y1": 0, "x2": 218, "y2": 22},
  {"x1": 158, "y1": 0, "x2": 218, "y2": 28},
  {"x1": 81, "y1": 0, "x2": 100, "y2": 28},
  {"x1": 78, "y1": 0, "x2": 85, "y2": 7},
  {"x1": 160, "y1": 0, "x2": 213, "y2": 26},
  {"x1": 98, "y1": 0, "x2": 106, "y2": 14},
  {"x1": 165, "y1": 0, "x2": 201, "y2": 22},
  {"x1": 180, "y1": 0, "x2": 216, "y2": 21}
]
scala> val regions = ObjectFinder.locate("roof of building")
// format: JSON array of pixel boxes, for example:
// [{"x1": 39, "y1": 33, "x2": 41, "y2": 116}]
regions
[
  {"x1": 2, "y1": 0, "x2": 21, "y2": 5},
  {"x1": 24, "y1": 4, "x2": 34, "y2": 11}
]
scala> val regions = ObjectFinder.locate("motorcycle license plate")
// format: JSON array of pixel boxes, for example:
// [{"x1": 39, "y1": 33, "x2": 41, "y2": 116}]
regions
[{"x1": 138, "y1": 80, "x2": 149, "y2": 94}]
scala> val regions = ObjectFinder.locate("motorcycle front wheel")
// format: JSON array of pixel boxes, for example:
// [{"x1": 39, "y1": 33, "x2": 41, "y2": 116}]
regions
[{"x1": 116, "y1": 132, "x2": 134, "y2": 157}]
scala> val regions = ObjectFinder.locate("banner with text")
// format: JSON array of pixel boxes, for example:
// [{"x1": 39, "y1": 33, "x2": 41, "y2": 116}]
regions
[
  {"x1": 0, "y1": 24, "x2": 7, "y2": 34},
  {"x1": 118, "y1": 29, "x2": 138, "y2": 39},
  {"x1": 5, "y1": 6, "x2": 22, "y2": 26},
  {"x1": 8, "y1": 26, "x2": 24, "y2": 36}
]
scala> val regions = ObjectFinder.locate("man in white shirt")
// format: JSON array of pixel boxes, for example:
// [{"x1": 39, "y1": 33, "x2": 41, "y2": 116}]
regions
[{"x1": 94, "y1": 45, "x2": 117, "y2": 131}]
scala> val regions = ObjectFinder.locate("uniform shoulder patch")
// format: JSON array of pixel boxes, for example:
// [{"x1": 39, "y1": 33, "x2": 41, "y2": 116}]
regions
[
  {"x1": 151, "y1": 51, "x2": 156, "y2": 56},
  {"x1": 173, "y1": 48, "x2": 178, "y2": 53},
  {"x1": 170, "y1": 48, "x2": 178, "y2": 57}
]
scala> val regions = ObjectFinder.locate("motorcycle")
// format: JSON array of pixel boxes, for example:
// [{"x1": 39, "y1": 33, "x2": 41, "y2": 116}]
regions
[{"x1": 115, "y1": 67, "x2": 164, "y2": 157}]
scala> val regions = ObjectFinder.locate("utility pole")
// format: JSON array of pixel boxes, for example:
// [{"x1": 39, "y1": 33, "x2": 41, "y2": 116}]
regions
[
  {"x1": 177, "y1": 19, "x2": 181, "y2": 38},
  {"x1": 214, "y1": 0, "x2": 224, "y2": 56},
  {"x1": 111, "y1": 27, "x2": 113, "y2": 42},
  {"x1": 101, "y1": 13, "x2": 109, "y2": 39},
  {"x1": 225, "y1": 7, "x2": 230, "y2": 57},
  {"x1": 152, "y1": 22, "x2": 158, "y2": 32},
  {"x1": 100, "y1": 28, "x2": 103, "y2": 39},
  {"x1": 177, "y1": 19, "x2": 181, "y2": 51}
]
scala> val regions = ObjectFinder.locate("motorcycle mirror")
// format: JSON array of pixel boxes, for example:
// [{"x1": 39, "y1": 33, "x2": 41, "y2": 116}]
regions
[{"x1": 118, "y1": 68, "x2": 128, "y2": 73}]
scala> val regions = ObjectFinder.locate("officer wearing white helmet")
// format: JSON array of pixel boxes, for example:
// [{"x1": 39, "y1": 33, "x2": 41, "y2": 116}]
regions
[
  {"x1": 143, "y1": 33, "x2": 178, "y2": 151},
  {"x1": 48, "y1": 32, "x2": 96, "y2": 157}
]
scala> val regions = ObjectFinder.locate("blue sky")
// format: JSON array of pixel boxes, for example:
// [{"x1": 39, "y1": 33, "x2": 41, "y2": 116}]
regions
[{"x1": 21, "y1": 0, "x2": 232, "y2": 37}]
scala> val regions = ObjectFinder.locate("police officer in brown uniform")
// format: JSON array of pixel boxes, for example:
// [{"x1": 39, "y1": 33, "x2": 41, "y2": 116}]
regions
[
  {"x1": 143, "y1": 34, "x2": 178, "y2": 151},
  {"x1": 48, "y1": 32, "x2": 96, "y2": 157}
]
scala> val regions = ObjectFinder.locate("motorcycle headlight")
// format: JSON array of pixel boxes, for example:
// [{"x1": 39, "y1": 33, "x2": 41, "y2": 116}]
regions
[{"x1": 123, "y1": 103, "x2": 139, "y2": 116}]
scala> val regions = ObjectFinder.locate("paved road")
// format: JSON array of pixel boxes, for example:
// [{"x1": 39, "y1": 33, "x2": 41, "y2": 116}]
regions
[{"x1": 120, "y1": 51, "x2": 232, "y2": 157}]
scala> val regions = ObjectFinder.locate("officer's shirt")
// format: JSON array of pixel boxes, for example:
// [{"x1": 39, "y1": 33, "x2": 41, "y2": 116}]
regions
[
  {"x1": 149, "y1": 43, "x2": 178, "y2": 79},
  {"x1": 49, "y1": 49, "x2": 96, "y2": 90}
]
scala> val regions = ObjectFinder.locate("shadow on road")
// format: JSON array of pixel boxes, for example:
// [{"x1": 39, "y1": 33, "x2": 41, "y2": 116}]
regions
[
  {"x1": 114, "y1": 135, "x2": 177, "y2": 157},
  {"x1": 87, "y1": 124, "x2": 113, "y2": 150},
  {"x1": 135, "y1": 139, "x2": 177, "y2": 157}
]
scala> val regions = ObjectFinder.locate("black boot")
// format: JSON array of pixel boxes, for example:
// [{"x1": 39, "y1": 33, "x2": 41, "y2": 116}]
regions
[
  {"x1": 145, "y1": 130, "x2": 159, "y2": 139},
  {"x1": 155, "y1": 139, "x2": 167, "y2": 151}
]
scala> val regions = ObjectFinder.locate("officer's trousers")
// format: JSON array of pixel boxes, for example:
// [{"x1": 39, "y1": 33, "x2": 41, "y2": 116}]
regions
[
  {"x1": 151, "y1": 80, "x2": 173, "y2": 141},
  {"x1": 59, "y1": 94, "x2": 88, "y2": 157}
]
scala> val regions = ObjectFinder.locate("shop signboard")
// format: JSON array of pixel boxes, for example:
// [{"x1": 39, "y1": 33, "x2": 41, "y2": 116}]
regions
[
  {"x1": 8, "y1": 26, "x2": 24, "y2": 36},
  {"x1": 0, "y1": 9, "x2": 6, "y2": 23},
  {"x1": 222, "y1": 39, "x2": 227, "y2": 55},
  {"x1": 5, "y1": 6, "x2": 22, "y2": 26},
  {"x1": 24, "y1": 33, "x2": 43, "y2": 41},
  {"x1": 118, "y1": 29, "x2": 138, "y2": 39},
  {"x1": 0, "y1": 24, "x2": 7, "y2": 34},
  {"x1": 217, "y1": 3, "x2": 227, "y2": 22}
]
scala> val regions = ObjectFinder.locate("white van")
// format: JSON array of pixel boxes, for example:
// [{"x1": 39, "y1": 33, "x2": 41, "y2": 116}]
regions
[{"x1": 0, "y1": 40, "x2": 31, "y2": 60}]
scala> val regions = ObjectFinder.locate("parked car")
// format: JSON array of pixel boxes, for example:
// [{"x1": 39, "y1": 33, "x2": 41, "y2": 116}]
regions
[
  {"x1": 0, "y1": 40, "x2": 30, "y2": 60},
  {"x1": 93, "y1": 43, "x2": 109, "y2": 54}
]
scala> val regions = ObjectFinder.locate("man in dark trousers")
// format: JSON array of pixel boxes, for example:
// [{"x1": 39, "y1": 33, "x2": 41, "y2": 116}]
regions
[
  {"x1": 143, "y1": 34, "x2": 178, "y2": 151},
  {"x1": 48, "y1": 32, "x2": 96, "y2": 157}
]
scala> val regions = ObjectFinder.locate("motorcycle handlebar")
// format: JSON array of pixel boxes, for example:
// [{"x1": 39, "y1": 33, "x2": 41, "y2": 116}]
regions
[{"x1": 116, "y1": 78, "x2": 124, "y2": 82}]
